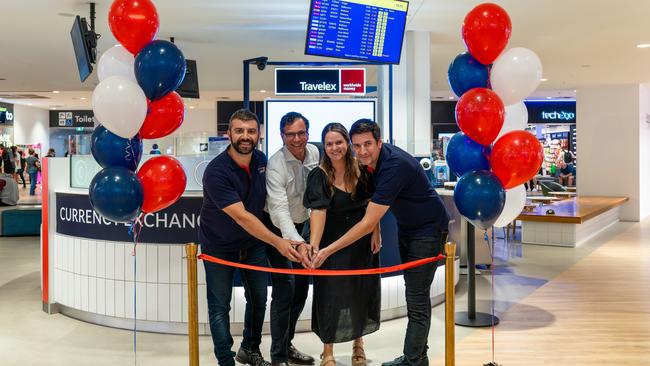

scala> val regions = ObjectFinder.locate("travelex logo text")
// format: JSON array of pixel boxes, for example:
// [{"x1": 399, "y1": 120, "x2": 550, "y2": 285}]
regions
[{"x1": 541, "y1": 111, "x2": 575, "y2": 121}]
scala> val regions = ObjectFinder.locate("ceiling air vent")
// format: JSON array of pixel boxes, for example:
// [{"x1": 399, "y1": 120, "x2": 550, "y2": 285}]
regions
[{"x1": 0, "y1": 94, "x2": 51, "y2": 99}]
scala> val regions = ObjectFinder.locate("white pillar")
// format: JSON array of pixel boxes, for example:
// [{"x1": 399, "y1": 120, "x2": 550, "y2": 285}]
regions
[
  {"x1": 577, "y1": 84, "x2": 650, "y2": 221},
  {"x1": 378, "y1": 31, "x2": 431, "y2": 155}
]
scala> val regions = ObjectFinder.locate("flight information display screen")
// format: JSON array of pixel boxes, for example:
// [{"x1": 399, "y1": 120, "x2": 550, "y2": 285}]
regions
[{"x1": 305, "y1": 0, "x2": 409, "y2": 64}]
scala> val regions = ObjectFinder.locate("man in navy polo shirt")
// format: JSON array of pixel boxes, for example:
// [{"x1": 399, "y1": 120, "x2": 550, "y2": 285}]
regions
[
  {"x1": 311, "y1": 119, "x2": 449, "y2": 366},
  {"x1": 200, "y1": 109, "x2": 306, "y2": 366}
]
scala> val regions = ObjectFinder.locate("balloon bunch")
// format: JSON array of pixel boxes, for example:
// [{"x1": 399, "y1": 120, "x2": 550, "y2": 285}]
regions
[
  {"x1": 446, "y1": 3, "x2": 544, "y2": 230},
  {"x1": 89, "y1": 0, "x2": 187, "y2": 223}
]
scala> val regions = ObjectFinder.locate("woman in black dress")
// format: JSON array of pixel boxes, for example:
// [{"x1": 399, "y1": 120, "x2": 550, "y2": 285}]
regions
[{"x1": 303, "y1": 123, "x2": 381, "y2": 366}]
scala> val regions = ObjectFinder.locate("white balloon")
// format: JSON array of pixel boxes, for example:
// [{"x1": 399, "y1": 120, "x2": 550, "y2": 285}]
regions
[
  {"x1": 493, "y1": 185, "x2": 527, "y2": 228},
  {"x1": 92, "y1": 76, "x2": 147, "y2": 139},
  {"x1": 97, "y1": 45, "x2": 136, "y2": 83},
  {"x1": 490, "y1": 47, "x2": 543, "y2": 106},
  {"x1": 496, "y1": 102, "x2": 529, "y2": 140}
]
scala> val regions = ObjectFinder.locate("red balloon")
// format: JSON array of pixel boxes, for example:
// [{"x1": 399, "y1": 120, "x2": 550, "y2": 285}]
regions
[
  {"x1": 109, "y1": 0, "x2": 159, "y2": 55},
  {"x1": 137, "y1": 156, "x2": 187, "y2": 213},
  {"x1": 491, "y1": 131, "x2": 543, "y2": 189},
  {"x1": 462, "y1": 3, "x2": 512, "y2": 65},
  {"x1": 140, "y1": 92, "x2": 185, "y2": 139},
  {"x1": 455, "y1": 88, "x2": 505, "y2": 146}
]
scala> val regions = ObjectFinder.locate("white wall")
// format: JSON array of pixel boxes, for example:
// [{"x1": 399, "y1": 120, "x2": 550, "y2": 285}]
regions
[
  {"x1": 13, "y1": 104, "x2": 50, "y2": 153},
  {"x1": 173, "y1": 107, "x2": 217, "y2": 135},
  {"x1": 639, "y1": 84, "x2": 650, "y2": 219},
  {"x1": 577, "y1": 85, "x2": 640, "y2": 221}
]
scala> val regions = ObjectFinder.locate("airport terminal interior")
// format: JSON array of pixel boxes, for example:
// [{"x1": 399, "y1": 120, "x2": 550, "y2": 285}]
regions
[{"x1": 1, "y1": 1, "x2": 650, "y2": 365}]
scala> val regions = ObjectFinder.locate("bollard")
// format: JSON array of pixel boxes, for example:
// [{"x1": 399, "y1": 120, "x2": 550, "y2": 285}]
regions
[
  {"x1": 186, "y1": 243, "x2": 200, "y2": 366},
  {"x1": 445, "y1": 242, "x2": 457, "y2": 366}
]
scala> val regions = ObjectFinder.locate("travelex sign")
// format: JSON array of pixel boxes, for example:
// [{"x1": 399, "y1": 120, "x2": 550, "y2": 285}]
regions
[
  {"x1": 275, "y1": 68, "x2": 366, "y2": 95},
  {"x1": 56, "y1": 193, "x2": 201, "y2": 243}
]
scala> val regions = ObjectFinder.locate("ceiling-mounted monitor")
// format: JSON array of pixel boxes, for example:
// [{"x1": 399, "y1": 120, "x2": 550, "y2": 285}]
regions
[
  {"x1": 70, "y1": 15, "x2": 96, "y2": 82},
  {"x1": 304, "y1": 0, "x2": 409, "y2": 64}
]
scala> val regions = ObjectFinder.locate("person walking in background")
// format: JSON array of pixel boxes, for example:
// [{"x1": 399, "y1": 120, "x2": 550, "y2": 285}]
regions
[
  {"x1": 3, "y1": 145, "x2": 15, "y2": 177},
  {"x1": 303, "y1": 123, "x2": 381, "y2": 366},
  {"x1": 46, "y1": 148, "x2": 56, "y2": 158},
  {"x1": 25, "y1": 148, "x2": 40, "y2": 196},
  {"x1": 15, "y1": 150, "x2": 26, "y2": 188}
]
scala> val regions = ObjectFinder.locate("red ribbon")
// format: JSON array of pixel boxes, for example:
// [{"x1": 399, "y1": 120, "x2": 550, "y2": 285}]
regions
[{"x1": 198, "y1": 253, "x2": 446, "y2": 276}]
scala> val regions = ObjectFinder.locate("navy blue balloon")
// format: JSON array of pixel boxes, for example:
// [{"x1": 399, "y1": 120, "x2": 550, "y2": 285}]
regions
[
  {"x1": 453, "y1": 171, "x2": 506, "y2": 230},
  {"x1": 89, "y1": 167, "x2": 144, "y2": 223},
  {"x1": 91, "y1": 125, "x2": 143, "y2": 172},
  {"x1": 447, "y1": 52, "x2": 490, "y2": 97},
  {"x1": 445, "y1": 132, "x2": 490, "y2": 177},
  {"x1": 135, "y1": 40, "x2": 186, "y2": 101}
]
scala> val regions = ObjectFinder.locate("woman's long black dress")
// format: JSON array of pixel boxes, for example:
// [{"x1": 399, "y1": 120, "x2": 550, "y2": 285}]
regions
[{"x1": 303, "y1": 167, "x2": 380, "y2": 344}]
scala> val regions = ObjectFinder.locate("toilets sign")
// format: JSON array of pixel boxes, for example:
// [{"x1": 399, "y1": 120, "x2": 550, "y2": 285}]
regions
[
  {"x1": 49, "y1": 110, "x2": 96, "y2": 128},
  {"x1": 275, "y1": 68, "x2": 366, "y2": 95}
]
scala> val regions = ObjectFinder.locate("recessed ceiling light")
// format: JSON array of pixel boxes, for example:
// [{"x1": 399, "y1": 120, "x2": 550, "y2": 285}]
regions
[
  {"x1": 27, "y1": 103, "x2": 33, "y2": 106},
  {"x1": 573, "y1": 89, "x2": 577, "y2": 93},
  {"x1": 189, "y1": 106, "x2": 196, "y2": 109},
  {"x1": 260, "y1": 89, "x2": 267, "y2": 93},
  {"x1": 52, "y1": 90, "x2": 60, "y2": 94},
  {"x1": 448, "y1": 96, "x2": 455, "y2": 100},
  {"x1": 80, "y1": 97, "x2": 86, "y2": 100},
  {"x1": 637, "y1": 44, "x2": 650, "y2": 48},
  {"x1": 546, "y1": 96, "x2": 552, "y2": 99},
  {"x1": 52, "y1": 107, "x2": 57, "y2": 110},
  {"x1": 540, "y1": 78, "x2": 548, "y2": 82}
]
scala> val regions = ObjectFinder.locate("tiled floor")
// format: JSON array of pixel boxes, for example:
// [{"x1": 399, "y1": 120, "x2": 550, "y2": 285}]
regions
[{"x1": 0, "y1": 219, "x2": 632, "y2": 366}]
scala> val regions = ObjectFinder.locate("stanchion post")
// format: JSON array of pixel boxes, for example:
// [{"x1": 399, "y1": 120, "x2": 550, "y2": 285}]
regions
[
  {"x1": 186, "y1": 243, "x2": 200, "y2": 366},
  {"x1": 445, "y1": 242, "x2": 456, "y2": 366}
]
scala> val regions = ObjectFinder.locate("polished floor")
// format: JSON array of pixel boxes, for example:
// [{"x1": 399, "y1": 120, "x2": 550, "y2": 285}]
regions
[{"x1": 0, "y1": 215, "x2": 645, "y2": 365}]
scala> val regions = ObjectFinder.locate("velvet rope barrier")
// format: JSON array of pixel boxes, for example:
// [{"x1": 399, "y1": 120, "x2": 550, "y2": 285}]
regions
[{"x1": 198, "y1": 253, "x2": 446, "y2": 276}]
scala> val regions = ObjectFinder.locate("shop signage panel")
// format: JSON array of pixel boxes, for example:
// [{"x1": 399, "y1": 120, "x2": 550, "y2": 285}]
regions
[
  {"x1": 275, "y1": 68, "x2": 366, "y2": 95},
  {"x1": 49, "y1": 110, "x2": 96, "y2": 128},
  {"x1": 56, "y1": 193, "x2": 202, "y2": 243},
  {"x1": 0, "y1": 102, "x2": 14, "y2": 125},
  {"x1": 525, "y1": 101, "x2": 576, "y2": 124}
]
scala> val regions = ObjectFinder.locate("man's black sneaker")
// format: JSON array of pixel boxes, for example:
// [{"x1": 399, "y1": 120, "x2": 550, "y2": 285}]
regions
[{"x1": 236, "y1": 347, "x2": 271, "y2": 366}]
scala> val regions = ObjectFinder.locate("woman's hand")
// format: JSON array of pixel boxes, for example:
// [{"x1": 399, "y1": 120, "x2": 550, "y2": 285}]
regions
[
  {"x1": 371, "y1": 229, "x2": 382, "y2": 254},
  {"x1": 311, "y1": 246, "x2": 333, "y2": 269}
]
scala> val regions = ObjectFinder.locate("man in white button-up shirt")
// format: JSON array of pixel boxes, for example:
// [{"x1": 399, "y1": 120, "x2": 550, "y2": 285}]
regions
[{"x1": 263, "y1": 112, "x2": 319, "y2": 366}]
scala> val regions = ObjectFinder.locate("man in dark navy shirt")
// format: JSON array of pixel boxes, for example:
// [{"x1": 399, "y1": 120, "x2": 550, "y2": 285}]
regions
[
  {"x1": 311, "y1": 119, "x2": 449, "y2": 366},
  {"x1": 200, "y1": 109, "x2": 306, "y2": 366}
]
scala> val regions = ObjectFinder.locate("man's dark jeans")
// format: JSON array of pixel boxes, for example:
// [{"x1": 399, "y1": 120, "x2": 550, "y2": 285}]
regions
[
  {"x1": 398, "y1": 230, "x2": 446, "y2": 365},
  {"x1": 262, "y1": 213, "x2": 310, "y2": 364},
  {"x1": 204, "y1": 243, "x2": 269, "y2": 366}
]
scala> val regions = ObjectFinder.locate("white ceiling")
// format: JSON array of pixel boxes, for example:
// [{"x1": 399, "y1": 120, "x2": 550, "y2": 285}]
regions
[{"x1": 2, "y1": 0, "x2": 650, "y2": 109}]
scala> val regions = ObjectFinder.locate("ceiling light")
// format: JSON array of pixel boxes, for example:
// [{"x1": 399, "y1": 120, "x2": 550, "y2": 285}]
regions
[
  {"x1": 80, "y1": 97, "x2": 87, "y2": 100},
  {"x1": 546, "y1": 96, "x2": 552, "y2": 99},
  {"x1": 52, "y1": 90, "x2": 60, "y2": 94},
  {"x1": 27, "y1": 103, "x2": 33, "y2": 106},
  {"x1": 540, "y1": 78, "x2": 548, "y2": 82},
  {"x1": 189, "y1": 106, "x2": 196, "y2": 109},
  {"x1": 51, "y1": 107, "x2": 57, "y2": 110},
  {"x1": 448, "y1": 96, "x2": 455, "y2": 100},
  {"x1": 260, "y1": 89, "x2": 267, "y2": 93},
  {"x1": 637, "y1": 44, "x2": 650, "y2": 48},
  {"x1": 573, "y1": 89, "x2": 577, "y2": 93}
]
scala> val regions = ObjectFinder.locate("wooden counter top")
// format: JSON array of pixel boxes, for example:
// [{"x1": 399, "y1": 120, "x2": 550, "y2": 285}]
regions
[{"x1": 516, "y1": 196, "x2": 629, "y2": 224}]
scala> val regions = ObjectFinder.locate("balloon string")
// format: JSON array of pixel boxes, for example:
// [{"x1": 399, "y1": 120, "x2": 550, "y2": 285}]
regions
[{"x1": 130, "y1": 213, "x2": 143, "y2": 366}]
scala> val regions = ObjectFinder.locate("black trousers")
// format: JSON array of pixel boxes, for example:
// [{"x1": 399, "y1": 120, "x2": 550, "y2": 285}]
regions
[{"x1": 262, "y1": 212, "x2": 310, "y2": 364}]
